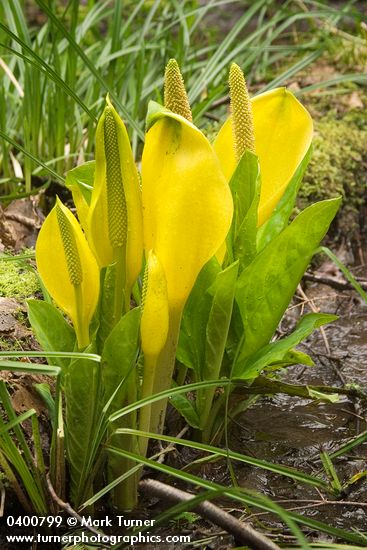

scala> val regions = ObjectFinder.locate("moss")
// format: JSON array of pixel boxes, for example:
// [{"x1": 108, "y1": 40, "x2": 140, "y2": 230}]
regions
[
  {"x1": 0, "y1": 336, "x2": 23, "y2": 352},
  {"x1": 298, "y1": 105, "x2": 367, "y2": 240},
  {"x1": 0, "y1": 255, "x2": 40, "y2": 300}
]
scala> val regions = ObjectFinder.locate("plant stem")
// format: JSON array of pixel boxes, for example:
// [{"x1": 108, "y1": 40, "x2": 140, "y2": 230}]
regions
[
  {"x1": 139, "y1": 353, "x2": 158, "y2": 458},
  {"x1": 149, "y1": 307, "x2": 182, "y2": 435},
  {"x1": 74, "y1": 284, "x2": 89, "y2": 349},
  {"x1": 112, "y1": 370, "x2": 140, "y2": 511},
  {"x1": 112, "y1": 244, "x2": 127, "y2": 323}
]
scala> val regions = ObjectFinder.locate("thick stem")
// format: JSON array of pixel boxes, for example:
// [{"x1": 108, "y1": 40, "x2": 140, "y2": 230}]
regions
[
  {"x1": 149, "y1": 307, "x2": 182, "y2": 435},
  {"x1": 112, "y1": 244, "x2": 127, "y2": 324},
  {"x1": 112, "y1": 371, "x2": 140, "y2": 511},
  {"x1": 139, "y1": 353, "x2": 158, "y2": 458},
  {"x1": 74, "y1": 284, "x2": 89, "y2": 349}
]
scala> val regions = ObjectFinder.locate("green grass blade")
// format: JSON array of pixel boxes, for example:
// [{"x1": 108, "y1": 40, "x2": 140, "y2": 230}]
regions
[
  {"x1": 317, "y1": 246, "x2": 367, "y2": 303},
  {"x1": 35, "y1": 0, "x2": 144, "y2": 139},
  {"x1": 106, "y1": 447, "x2": 366, "y2": 545},
  {"x1": 114, "y1": 428, "x2": 327, "y2": 489},
  {"x1": 0, "y1": 360, "x2": 61, "y2": 376},
  {"x1": 0, "y1": 351, "x2": 101, "y2": 362},
  {"x1": 0, "y1": 127, "x2": 64, "y2": 183},
  {"x1": 0, "y1": 409, "x2": 36, "y2": 436}
]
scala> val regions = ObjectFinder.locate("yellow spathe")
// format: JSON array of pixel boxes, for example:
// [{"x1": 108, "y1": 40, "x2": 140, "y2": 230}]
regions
[
  {"x1": 142, "y1": 104, "x2": 233, "y2": 311},
  {"x1": 36, "y1": 198, "x2": 100, "y2": 348},
  {"x1": 87, "y1": 97, "x2": 143, "y2": 290},
  {"x1": 140, "y1": 251, "x2": 169, "y2": 357},
  {"x1": 213, "y1": 87, "x2": 313, "y2": 226}
]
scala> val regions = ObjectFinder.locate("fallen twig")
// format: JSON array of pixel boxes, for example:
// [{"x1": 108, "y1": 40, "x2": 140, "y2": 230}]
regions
[
  {"x1": 297, "y1": 284, "x2": 330, "y2": 354},
  {"x1": 139, "y1": 478, "x2": 280, "y2": 550},
  {"x1": 303, "y1": 272, "x2": 367, "y2": 291},
  {"x1": 46, "y1": 473, "x2": 106, "y2": 540}
]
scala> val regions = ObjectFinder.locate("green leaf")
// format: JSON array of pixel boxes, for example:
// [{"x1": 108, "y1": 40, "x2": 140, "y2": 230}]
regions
[
  {"x1": 197, "y1": 261, "x2": 239, "y2": 430},
  {"x1": 230, "y1": 151, "x2": 260, "y2": 218},
  {"x1": 230, "y1": 151, "x2": 261, "y2": 270},
  {"x1": 0, "y1": 361, "x2": 60, "y2": 376},
  {"x1": 308, "y1": 388, "x2": 339, "y2": 402},
  {"x1": 264, "y1": 349, "x2": 314, "y2": 371},
  {"x1": 235, "y1": 198, "x2": 341, "y2": 360},
  {"x1": 170, "y1": 389, "x2": 201, "y2": 429},
  {"x1": 145, "y1": 100, "x2": 172, "y2": 131},
  {"x1": 34, "y1": 383, "x2": 55, "y2": 427},
  {"x1": 0, "y1": 409, "x2": 36, "y2": 436},
  {"x1": 64, "y1": 345, "x2": 101, "y2": 506},
  {"x1": 65, "y1": 160, "x2": 95, "y2": 205},
  {"x1": 101, "y1": 307, "x2": 141, "y2": 411},
  {"x1": 234, "y1": 313, "x2": 337, "y2": 378},
  {"x1": 177, "y1": 258, "x2": 220, "y2": 376},
  {"x1": 256, "y1": 145, "x2": 312, "y2": 252},
  {"x1": 27, "y1": 300, "x2": 76, "y2": 371},
  {"x1": 101, "y1": 307, "x2": 141, "y2": 509},
  {"x1": 96, "y1": 264, "x2": 125, "y2": 352},
  {"x1": 204, "y1": 261, "x2": 239, "y2": 381}
]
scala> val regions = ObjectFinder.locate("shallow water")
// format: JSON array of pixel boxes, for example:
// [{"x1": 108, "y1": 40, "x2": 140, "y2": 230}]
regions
[{"x1": 231, "y1": 279, "x2": 367, "y2": 533}]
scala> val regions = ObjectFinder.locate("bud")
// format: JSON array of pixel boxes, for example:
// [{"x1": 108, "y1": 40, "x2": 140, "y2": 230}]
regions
[
  {"x1": 164, "y1": 59, "x2": 192, "y2": 122},
  {"x1": 140, "y1": 251, "x2": 169, "y2": 358}
]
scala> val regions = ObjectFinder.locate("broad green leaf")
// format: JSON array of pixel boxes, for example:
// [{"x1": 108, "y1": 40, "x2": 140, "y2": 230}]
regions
[
  {"x1": 234, "y1": 313, "x2": 337, "y2": 378},
  {"x1": 64, "y1": 345, "x2": 101, "y2": 506},
  {"x1": 177, "y1": 258, "x2": 220, "y2": 376},
  {"x1": 235, "y1": 198, "x2": 341, "y2": 360},
  {"x1": 232, "y1": 152, "x2": 261, "y2": 270},
  {"x1": 197, "y1": 261, "x2": 239, "y2": 429},
  {"x1": 256, "y1": 145, "x2": 312, "y2": 252},
  {"x1": 229, "y1": 150, "x2": 260, "y2": 220},
  {"x1": 264, "y1": 349, "x2": 314, "y2": 372},
  {"x1": 27, "y1": 300, "x2": 76, "y2": 370},
  {"x1": 101, "y1": 307, "x2": 141, "y2": 509},
  {"x1": 101, "y1": 307, "x2": 141, "y2": 410},
  {"x1": 204, "y1": 261, "x2": 239, "y2": 381}
]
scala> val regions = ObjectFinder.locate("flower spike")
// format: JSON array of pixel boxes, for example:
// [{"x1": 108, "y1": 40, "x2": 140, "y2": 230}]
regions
[
  {"x1": 103, "y1": 106, "x2": 128, "y2": 248},
  {"x1": 164, "y1": 59, "x2": 192, "y2": 122},
  {"x1": 229, "y1": 62, "x2": 255, "y2": 160},
  {"x1": 87, "y1": 96, "x2": 143, "y2": 302}
]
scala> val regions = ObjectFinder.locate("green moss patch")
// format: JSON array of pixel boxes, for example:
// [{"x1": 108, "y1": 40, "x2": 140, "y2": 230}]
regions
[
  {"x1": 298, "y1": 105, "x2": 367, "y2": 242},
  {"x1": 0, "y1": 256, "x2": 40, "y2": 300}
]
